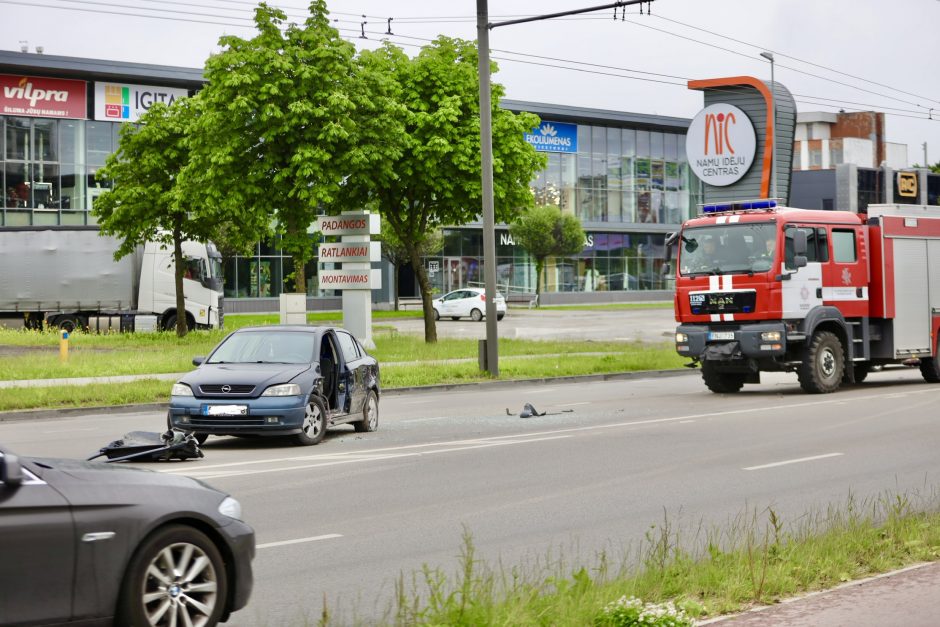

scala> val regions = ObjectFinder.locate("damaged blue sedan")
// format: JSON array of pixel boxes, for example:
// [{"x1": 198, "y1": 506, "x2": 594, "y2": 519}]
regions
[{"x1": 168, "y1": 326, "x2": 380, "y2": 446}]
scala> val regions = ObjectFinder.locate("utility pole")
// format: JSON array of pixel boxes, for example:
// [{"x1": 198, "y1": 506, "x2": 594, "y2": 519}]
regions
[
  {"x1": 476, "y1": 0, "x2": 654, "y2": 376},
  {"x1": 759, "y1": 51, "x2": 777, "y2": 201},
  {"x1": 923, "y1": 142, "x2": 928, "y2": 167}
]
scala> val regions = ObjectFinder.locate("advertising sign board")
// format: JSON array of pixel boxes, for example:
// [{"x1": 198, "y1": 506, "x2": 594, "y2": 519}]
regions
[
  {"x1": 524, "y1": 121, "x2": 578, "y2": 153},
  {"x1": 318, "y1": 269, "x2": 382, "y2": 290},
  {"x1": 315, "y1": 213, "x2": 380, "y2": 236},
  {"x1": 897, "y1": 171, "x2": 918, "y2": 198},
  {"x1": 0, "y1": 74, "x2": 86, "y2": 118},
  {"x1": 94, "y1": 82, "x2": 189, "y2": 122},
  {"x1": 685, "y1": 103, "x2": 757, "y2": 187},
  {"x1": 318, "y1": 241, "x2": 381, "y2": 263}
]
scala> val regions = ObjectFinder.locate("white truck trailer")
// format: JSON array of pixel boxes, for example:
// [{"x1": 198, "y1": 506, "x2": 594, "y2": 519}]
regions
[{"x1": 0, "y1": 227, "x2": 224, "y2": 332}]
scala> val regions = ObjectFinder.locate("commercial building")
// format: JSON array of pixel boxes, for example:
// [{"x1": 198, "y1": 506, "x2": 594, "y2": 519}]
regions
[{"x1": 0, "y1": 50, "x2": 702, "y2": 308}]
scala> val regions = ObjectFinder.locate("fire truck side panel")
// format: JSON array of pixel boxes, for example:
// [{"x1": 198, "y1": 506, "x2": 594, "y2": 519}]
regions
[
  {"x1": 890, "y1": 239, "x2": 931, "y2": 357},
  {"x1": 866, "y1": 224, "x2": 889, "y2": 319},
  {"x1": 781, "y1": 261, "x2": 822, "y2": 319},
  {"x1": 819, "y1": 224, "x2": 870, "y2": 319}
]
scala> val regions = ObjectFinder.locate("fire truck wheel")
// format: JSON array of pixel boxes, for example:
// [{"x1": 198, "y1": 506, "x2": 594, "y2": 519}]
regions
[
  {"x1": 920, "y1": 341, "x2": 940, "y2": 383},
  {"x1": 701, "y1": 362, "x2": 745, "y2": 393},
  {"x1": 799, "y1": 330, "x2": 844, "y2": 394}
]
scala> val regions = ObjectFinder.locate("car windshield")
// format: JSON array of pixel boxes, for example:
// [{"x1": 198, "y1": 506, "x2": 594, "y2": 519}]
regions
[
  {"x1": 678, "y1": 223, "x2": 777, "y2": 276},
  {"x1": 208, "y1": 331, "x2": 315, "y2": 364}
]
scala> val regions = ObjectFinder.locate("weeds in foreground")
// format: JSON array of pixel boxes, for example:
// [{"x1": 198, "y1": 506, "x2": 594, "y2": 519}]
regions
[{"x1": 321, "y1": 489, "x2": 940, "y2": 626}]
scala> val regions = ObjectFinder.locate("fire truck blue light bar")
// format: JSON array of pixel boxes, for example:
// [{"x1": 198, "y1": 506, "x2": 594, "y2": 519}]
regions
[{"x1": 701, "y1": 200, "x2": 777, "y2": 213}]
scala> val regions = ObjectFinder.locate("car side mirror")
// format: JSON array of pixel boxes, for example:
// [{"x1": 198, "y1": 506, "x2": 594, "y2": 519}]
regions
[
  {"x1": 192, "y1": 356, "x2": 205, "y2": 366},
  {"x1": 792, "y1": 229, "x2": 808, "y2": 256},
  {"x1": 1, "y1": 454, "x2": 24, "y2": 488},
  {"x1": 661, "y1": 262, "x2": 672, "y2": 276}
]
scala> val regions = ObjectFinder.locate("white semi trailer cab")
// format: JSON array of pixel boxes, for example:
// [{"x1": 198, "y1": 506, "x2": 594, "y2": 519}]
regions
[{"x1": 0, "y1": 227, "x2": 224, "y2": 332}]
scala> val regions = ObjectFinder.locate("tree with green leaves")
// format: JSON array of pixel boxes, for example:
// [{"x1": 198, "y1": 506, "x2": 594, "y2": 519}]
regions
[
  {"x1": 509, "y1": 205, "x2": 585, "y2": 305},
  {"x1": 379, "y1": 227, "x2": 443, "y2": 311},
  {"x1": 336, "y1": 37, "x2": 545, "y2": 342},
  {"x1": 186, "y1": 0, "x2": 365, "y2": 294},
  {"x1": 94, "y1": 98, "x2": 213, "y2": 337}
]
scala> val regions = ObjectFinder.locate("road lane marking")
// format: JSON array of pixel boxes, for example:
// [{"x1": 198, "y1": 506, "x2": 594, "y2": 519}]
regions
[
  {"x1": 743, "y1": 453, "x2": 844, "y2": 471},
  {"x1": 556, "y1": 402, "x2": 590, "y2": 407},
  {"x1": 257, "y1": 534, "x2": 342, "y2": 549},
  {"x1": 158, "y1": 386, "x2": 940, "y2": 479},
  {"x1": 161, "y1": 435, "x2": 571, "y2": 479}
]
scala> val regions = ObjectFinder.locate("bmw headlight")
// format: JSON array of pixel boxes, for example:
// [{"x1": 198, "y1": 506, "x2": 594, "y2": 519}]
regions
[
  {"x1": 171, "y1": 383, "x2": 194, "y2": 396},
  {"x1": 261, "y1": 383, "x2": 302, "y2": 397},
  {"x1": 218, "y1": 496, "x2": 243, "y2": 520}
]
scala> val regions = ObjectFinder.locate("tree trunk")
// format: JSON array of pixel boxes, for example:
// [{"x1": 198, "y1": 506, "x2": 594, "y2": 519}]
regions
[
  {"x1": 410, "y1": 249, "x2": 437, "y2": 343},
  {"x1": 393, "y1": 263, "x2": 400, "y2": 312},
  {"x1": 293, "y1": 252, "x2": 307, "y2": 295},
  {"x1": 534, "y1": 257, "x2": 544, "y2": 308},
  {"x1": 172, "y1": 230, "x2": 188, "y2": 338}
]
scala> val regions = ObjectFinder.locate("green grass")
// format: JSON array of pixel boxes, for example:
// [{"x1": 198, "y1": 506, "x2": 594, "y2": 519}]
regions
[
  {"x1": 349, "y1": 491, "x2": 940, "y2": 626},
  {"x1": 0, "y1": 379, "x2": 173, "y2": 412},
  {"x1": 539, "y1": 302, "x2": 672, "y2": 311}
]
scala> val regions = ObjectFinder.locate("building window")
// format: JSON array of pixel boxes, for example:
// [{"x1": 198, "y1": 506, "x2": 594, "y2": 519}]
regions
[{"x1": 810, "y1": 148, "x2": 823, "y2": 167}]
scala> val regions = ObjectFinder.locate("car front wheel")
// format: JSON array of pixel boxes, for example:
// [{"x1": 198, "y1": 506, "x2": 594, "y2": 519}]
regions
[
  {"x1": 117, "y1": 524, "x2": 227, "y2": 627},
  {"x1": 294, "y1": 397, "x2": 327, "y2": 446},
  {"x1": 354, "y1": 390, "x2": 379, "y2": 433}
]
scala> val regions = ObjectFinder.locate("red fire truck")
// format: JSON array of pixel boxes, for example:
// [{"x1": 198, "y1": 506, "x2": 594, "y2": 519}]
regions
[{"x1": 670, "y1": 200, "x2": 940, "y2": 394}]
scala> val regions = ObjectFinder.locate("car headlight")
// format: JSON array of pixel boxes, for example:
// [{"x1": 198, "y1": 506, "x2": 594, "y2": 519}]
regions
[
  {"x1": 171, "y1": 383, "x2": 194, "y2": 396},
  {"x1": 261, "y1": 383, "x2": 302, "y2": 397},
  {"x1": 676, "y1": 332, "x2": 689, "y2": 343},
  {"x1": 761, "y1": 331, "x2": 782, "y2": 342},
  {"x1": 218, "y1": 496, "x2": 243, "y2": 520}
]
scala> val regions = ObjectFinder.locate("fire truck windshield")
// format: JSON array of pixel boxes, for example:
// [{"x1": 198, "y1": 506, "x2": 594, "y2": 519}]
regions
[{"x1": 679, "y1": 223, "x2": 777, "y2": 276}]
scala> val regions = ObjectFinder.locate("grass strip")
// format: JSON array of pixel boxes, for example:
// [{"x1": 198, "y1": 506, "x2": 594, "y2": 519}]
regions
[
  {"x1": 369, "y1": 492, "x2": 940, "y2": 626},
  {"x1": 0, "y1": 347, "x2": 685, "y2": 412},
  {"x1": 0, "y1": 379, "x2": 173, "y2": 413}
]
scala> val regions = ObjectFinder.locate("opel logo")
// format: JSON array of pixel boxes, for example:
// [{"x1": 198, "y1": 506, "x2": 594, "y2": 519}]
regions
[{"x1": 221, "y1": 385, "x2": 231, "y2": 393}]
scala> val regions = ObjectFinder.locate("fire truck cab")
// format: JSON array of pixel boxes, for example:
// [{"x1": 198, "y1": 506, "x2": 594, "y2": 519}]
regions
[{"x1": 671, "y1": 200, "x2": 940, "y2": 394}]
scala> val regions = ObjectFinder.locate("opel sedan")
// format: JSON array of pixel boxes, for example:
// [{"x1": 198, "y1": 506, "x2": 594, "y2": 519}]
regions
[{"x1": 168, "y1": 326, "x2": 380, "y2": 446}]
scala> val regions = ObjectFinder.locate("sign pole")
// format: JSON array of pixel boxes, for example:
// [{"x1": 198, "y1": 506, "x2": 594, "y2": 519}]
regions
[{"x1": 477, "y1": 0, "x2": 499, "y2": 376}]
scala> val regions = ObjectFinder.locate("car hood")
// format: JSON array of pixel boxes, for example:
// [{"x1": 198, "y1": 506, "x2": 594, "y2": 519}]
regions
[
  {"x1": 179, "y1": 363, "x2": 312, "y2": 389},
  {"x1": 27, "y1": 456, "x2": 218, "y2": 492}
]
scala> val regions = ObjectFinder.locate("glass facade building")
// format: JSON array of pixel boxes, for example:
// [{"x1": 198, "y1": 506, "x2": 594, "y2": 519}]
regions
[
  {"x1": 0, "y1": 53, "x2": 703, "y2": 306},
  {"x1": 416, "y1": 102, "x2": 703, "y2": 301}
]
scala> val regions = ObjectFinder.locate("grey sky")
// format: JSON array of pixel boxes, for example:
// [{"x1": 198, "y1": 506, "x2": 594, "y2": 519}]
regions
[{"x1": 3, "y1": 0, "x2": 939, "y2": 165}]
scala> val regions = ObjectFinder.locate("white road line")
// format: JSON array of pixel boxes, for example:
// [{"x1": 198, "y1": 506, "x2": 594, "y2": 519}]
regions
[
  {"x1": 159, "y1": 386, "x2": 940, "y2": 479},
  {"x1": 168, "y1": 435, "x2": 572, "y2": 479},
  {"x1": 257, "y1": 534, "x2": 342, "y2": 549},
  {"x1": 743, "y1": 453, "x2": 844, "y2": 471},
  {"x1": 556, "y1": 401, "x2": 591, "y2": 407}
]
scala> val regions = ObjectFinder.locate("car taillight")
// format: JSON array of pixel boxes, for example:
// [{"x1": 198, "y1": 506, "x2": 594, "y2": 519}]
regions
[{"x1": 480, "y1": 294, "x2": 486, "y2": 301}]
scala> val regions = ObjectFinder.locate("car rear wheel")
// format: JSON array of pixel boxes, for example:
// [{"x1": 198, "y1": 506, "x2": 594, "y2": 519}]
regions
[
  {"x1": 354, "y1": 390, "x2": 379, "y2": 433},
  {"x1": 117, "y1": 524, "x2": 227, "y2": 627},
  {"x1": 470, "y1": 308, "x2": 483, "y2": 322},
  {"x1": 433, "y1": 309, "x2": 440, "y2": 321},
  {"x1": 294, "y1": 397, "x2": 327, "y2": 446},
  {"x1": 497, "y1": 313, "x2": 505, "y2": 321}
]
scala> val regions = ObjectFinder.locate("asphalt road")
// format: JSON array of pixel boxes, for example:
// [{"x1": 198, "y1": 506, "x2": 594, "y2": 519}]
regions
[{"x1": 3, "y1": 366, "x2": 939, "y2": 624}]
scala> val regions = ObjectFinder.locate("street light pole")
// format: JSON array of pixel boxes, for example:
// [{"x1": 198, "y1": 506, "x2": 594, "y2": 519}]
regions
[
  {"x1": 477, "y1": 0, "x2": 499, "y2": 376},
  {"x1": 760, "y1": 51, "x2": 777, "y2": 201}
]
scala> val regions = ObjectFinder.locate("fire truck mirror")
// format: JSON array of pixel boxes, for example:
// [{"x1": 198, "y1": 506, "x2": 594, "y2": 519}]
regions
[
  {"x1": 788, "y1": 254, "x2": 808, "y2": 271},
  {"x1": 792, "y1": 229, "x2": 808, "y2": 255},
  {"x1": 661, "y1": 262, "x2": 672, "y2": 277}
]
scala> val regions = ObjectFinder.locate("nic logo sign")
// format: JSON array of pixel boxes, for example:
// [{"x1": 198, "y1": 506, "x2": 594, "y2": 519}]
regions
[
  {"x1": 524, "y1": 121, "x2": 578, "y2": 153},
  {"x1": 686, "y1": 103, "x2": 756, "y2": 186}
]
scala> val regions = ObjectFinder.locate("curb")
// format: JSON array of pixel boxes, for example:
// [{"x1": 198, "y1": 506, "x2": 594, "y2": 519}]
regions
[{"x1": 0, "y1": 368, "x2": 695, "y2": 423}]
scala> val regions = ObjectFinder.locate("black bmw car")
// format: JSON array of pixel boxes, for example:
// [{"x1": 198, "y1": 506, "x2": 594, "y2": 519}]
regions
[
  {"x1": 168, "y1": 326, "x2": 380, "y2": 446},
  {"x1": 0, "y1": 447, "x2": 254, "y2": 626}
]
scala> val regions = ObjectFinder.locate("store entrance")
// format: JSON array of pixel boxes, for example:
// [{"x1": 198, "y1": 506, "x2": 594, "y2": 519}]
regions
[{"x1": 443, "y1": 257, "x2": 463, "y2": 293}]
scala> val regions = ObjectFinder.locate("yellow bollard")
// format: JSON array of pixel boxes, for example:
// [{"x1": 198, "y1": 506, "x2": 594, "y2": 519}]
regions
[{"x1": 60, "y1": 329, "x2": 69, "y2": 362}]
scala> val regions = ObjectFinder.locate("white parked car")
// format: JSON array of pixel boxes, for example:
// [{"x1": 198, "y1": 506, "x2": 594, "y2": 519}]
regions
[{"x1": 433, "y1": 288, "x2": 506, "y2": 321}]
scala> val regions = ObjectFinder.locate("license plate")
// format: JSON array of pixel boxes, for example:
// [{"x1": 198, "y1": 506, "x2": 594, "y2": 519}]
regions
[
  {"x1": 708, "y1": 331, "x2": 735, "y2": 341},
  {"x1": 202, "y1": 405, "x2": 248, "y2": 416}
]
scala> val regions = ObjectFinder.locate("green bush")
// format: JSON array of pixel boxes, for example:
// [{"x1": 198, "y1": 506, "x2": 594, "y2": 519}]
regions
[{"x1": 595, "y1": 596, "x2": 695, "y2": 627}]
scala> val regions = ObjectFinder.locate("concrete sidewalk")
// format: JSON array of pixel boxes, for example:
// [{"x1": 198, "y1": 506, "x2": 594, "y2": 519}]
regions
[{"x1": 702, "y1": 561, "x2": 940, "y2": 626}]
